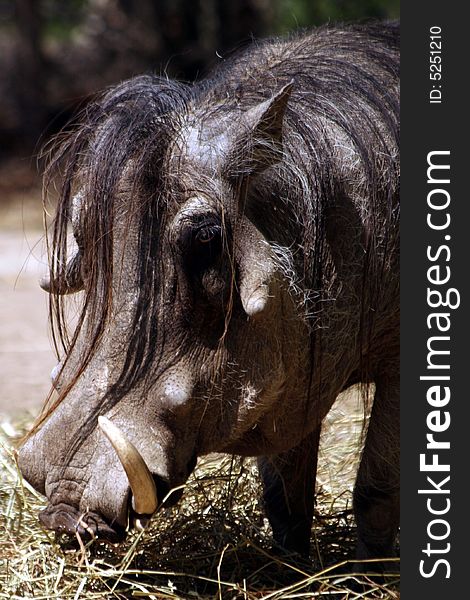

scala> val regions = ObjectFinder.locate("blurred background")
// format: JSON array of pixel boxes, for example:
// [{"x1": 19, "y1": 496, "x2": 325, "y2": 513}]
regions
[{"x1": 0, "y1": 0, "x2": 399, "y2": 420}]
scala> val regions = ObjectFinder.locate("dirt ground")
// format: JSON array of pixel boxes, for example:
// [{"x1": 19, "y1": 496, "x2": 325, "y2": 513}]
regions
[{"x1": 0, "y1": 173, "x2": 56, "y2": 421}]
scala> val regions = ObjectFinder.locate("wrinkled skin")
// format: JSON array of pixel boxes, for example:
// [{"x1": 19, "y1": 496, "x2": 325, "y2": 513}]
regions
[{"x1": 19, "y1": 23, "x2": 399, "y2": 567}]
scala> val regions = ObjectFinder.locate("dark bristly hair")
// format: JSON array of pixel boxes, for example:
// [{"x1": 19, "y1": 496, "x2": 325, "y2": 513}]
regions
[
  {"x1": 31, "y1": 22, "x2": 399, "y2": 456},
  {"x1": 36, "y1": 76, "x2": 194, "y2": 454}
]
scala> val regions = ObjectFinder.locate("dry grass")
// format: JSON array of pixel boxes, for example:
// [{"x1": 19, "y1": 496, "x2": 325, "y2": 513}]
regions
[{"x1": 0, "y1": 390, "x2": 399, "y2": 599}]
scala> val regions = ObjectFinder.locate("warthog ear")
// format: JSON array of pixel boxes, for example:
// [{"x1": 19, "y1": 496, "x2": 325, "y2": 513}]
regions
[
  {"x1": 39, "y1": 251, "x2": 84, "y2": 295},
  {"x1": 236, "y1": 221, "x2": 276, "y2": 317},
  {"x1": 227, "y1": 80, "x2": 294, "y2": 178}
]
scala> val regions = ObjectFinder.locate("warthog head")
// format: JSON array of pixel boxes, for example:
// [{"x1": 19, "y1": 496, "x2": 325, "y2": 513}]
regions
[{"x1": 18, "y1": 77, "x2": 315, "y2": 540}]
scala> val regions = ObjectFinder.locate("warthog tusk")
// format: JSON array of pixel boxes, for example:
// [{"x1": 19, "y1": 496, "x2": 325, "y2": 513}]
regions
[
  {"x1": 98, "y1": 416, "x2": 158, "y2": 518},
  {"x1": 40, "y1": 252, "x2": 84, "y2": 295}
]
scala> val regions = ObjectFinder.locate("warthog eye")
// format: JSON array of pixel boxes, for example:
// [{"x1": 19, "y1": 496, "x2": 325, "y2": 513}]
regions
[
  {"x1": 179, "y1": 217, "x2": 224, "y2": 274},
  {"x1": 195, "y1": 224, "x2": 220, "y2": 245},
  {"x1": 191, "y1": 223, "x2": 222, "y2": 268},
  {"x1": 195, "y1": 226, "x2": 217, "y2": 244}
]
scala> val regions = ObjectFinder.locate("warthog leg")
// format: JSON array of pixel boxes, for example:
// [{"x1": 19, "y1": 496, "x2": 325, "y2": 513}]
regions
[
  {"x1": 353, "y1": 367, "x2": 400, "y2": 572},
  {"x1": 257, "y1": 428, "x2": 321, "y2": 557}
]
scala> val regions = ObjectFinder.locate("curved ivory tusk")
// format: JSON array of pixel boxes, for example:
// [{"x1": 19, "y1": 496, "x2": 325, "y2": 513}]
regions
[
  {"x1": 98, "y1": 416, "x2": 158, "y2": 516},
  {"x1": 40, "y1": 252, "x2": 84, "y2": 295}
]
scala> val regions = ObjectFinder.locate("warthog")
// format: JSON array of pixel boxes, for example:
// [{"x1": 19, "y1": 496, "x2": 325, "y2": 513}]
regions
[{"x1": 19, "y1": 21, "x2": 399, "y2": 565}]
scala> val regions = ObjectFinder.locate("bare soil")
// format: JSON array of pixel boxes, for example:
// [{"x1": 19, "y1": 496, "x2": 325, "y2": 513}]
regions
[{"x1": 0, "y1": 166, "x2": 56, "y2": 419}]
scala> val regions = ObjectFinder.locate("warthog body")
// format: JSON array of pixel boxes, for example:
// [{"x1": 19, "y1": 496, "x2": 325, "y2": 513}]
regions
[{"x1": 19, "y1": 22, "x2": 399, "y2": 564}]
